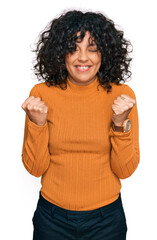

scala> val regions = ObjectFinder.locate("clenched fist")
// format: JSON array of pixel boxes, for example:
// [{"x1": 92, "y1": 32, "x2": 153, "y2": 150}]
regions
[
  {"x1": 21, "y1": 96, "x2": 48, "y2": 126},
  {"x1": 112, "y1": 94, "x2": 136, "y2": 126}
]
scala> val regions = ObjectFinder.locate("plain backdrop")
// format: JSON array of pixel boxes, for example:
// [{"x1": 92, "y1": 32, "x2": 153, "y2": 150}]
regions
[{"x1": 1, "y1": 0, "x2": 156, "y2": 239}]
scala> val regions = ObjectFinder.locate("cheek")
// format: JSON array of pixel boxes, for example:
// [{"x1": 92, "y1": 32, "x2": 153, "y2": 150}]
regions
[
  {"x1": 95, "y1": 57, "x2": 101, "y2": 67},
  {"x1": 65, "y1": 56, "x2": 70, "y2": 66},
  {"x1": 93, "y1": 53, "x2": 101, "y2": 66},
  {"x1": 65, "y1": 59, "x2": 71, "y2": 73},
  {"x1": 65, "y1": 55, "x2": 75, "y2": 68}
]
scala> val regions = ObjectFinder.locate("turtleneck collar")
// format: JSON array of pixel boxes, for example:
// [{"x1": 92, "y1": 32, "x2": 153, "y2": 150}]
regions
[{"x1": 67, "y1": 76, "x2": 99, "y2": 93}]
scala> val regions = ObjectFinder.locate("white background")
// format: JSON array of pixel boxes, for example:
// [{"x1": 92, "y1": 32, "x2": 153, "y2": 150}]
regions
[{"x1": 1, "y1": 0, "x2": 156, "y2": 239}]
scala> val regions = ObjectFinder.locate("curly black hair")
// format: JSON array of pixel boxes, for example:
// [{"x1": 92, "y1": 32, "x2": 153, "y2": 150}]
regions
[{"x1": 32, "y1": 10, "x2": 133, "y2": 93}]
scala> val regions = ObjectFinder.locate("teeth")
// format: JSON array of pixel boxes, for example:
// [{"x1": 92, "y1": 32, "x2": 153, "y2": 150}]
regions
[{"x1": 77, "y1": 66, "x2": 90, "y2": 69}]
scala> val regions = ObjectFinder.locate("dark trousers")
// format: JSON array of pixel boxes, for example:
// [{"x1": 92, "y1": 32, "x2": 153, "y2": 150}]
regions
[{"x1": 32, "y1": 191, "x2": 127, "y2": 240}]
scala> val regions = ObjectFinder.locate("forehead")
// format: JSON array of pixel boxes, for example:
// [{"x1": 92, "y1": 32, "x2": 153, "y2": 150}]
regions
[{"x1": 76, "y1": 31, "x2": 96, "y2": 45}]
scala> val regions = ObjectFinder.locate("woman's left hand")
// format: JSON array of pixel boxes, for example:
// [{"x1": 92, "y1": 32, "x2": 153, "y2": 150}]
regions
[{"x1": 111, "y1": 94, "x2": 136, "y2": 126}]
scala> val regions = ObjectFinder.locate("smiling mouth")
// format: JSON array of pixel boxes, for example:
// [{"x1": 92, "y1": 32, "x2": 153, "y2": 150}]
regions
[{"x1": 75, "y1": 65, "x2": 92, "y2": 72}]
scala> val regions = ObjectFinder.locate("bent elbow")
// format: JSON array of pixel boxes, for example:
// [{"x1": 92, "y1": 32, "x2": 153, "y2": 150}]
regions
[
  {"x1": 22, "y1": 155, "x2": 43, "y2": 178},
  {"x1": 122, "y1": 157, "x2": 140, "y2": 179},
  {"x1": 112, "y1": 156, "x2": 140, "y2": 180}
]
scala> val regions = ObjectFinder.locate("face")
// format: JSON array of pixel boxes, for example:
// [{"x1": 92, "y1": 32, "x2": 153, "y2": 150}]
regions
[{"x1": 65, "y1": 31, "x2": 101, "y2": 85}]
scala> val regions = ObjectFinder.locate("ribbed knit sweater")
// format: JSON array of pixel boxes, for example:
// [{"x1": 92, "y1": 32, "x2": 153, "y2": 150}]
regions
[{"x1": 21, "y1": 76, "x2": 140, "y2": 211}]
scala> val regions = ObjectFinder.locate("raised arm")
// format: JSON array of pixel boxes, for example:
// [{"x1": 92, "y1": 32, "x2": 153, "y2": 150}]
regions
[
  {"x1": 21, "y1": 84, "x2": 50, "y2": 177},
  {"x1": 109, "y1": 84, "x2": 140, "y2": 179}
]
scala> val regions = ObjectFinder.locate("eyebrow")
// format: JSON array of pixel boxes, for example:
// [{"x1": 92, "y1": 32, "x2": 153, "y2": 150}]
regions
[
  {"x1": 88, "y1": 43, "x2": 97, "y2": 47},
  {"x1": 75, "y1": 40, "x2": 97, "y2": 46},
  {"x1": 75, "y1": 44, "x2": 98, "y2": 49}
]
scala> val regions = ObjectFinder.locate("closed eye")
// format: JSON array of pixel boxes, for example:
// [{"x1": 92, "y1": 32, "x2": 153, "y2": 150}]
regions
[
  {"x1": 88, "y1": 45, "x2": 99, "y2": 52},
  {"x1": 73, "y1": 44, "x2": 99, "y2": 53},
  {"x1": 88, "y1": 49, "x2": 98, "y2": 52}
]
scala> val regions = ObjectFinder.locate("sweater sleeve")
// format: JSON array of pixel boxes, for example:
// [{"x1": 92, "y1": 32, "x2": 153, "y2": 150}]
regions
[
  {"x1": 109, "y1": 84, "x2": 140, "y2": 179},
  {"x1": 21, "y1": 84, "x2": 51, "y2": 177}
]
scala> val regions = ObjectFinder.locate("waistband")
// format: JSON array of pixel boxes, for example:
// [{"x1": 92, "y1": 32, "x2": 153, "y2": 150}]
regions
[{"x1": 38, "y1": 191, "x2": 122, "y2": 220}]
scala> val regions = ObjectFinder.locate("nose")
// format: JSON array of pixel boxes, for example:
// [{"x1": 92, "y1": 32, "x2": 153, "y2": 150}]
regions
[{"x1": 78, "y1": 49, "x2": 88, "y2": 62}]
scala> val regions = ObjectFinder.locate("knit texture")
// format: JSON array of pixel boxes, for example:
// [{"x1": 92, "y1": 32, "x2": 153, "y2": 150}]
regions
[{"x1": 21, "y1": 76, "x2": 140, "y2": 210}]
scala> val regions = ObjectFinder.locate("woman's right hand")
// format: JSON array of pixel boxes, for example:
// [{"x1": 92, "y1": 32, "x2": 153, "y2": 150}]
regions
[{"x1": 21, "y1": 96, "x2": 48, "y2": 126}]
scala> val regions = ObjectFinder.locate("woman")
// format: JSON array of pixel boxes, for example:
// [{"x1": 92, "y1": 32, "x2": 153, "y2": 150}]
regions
[{"x1": 21, "y1": 10, "x2": 140, "y2": 240}]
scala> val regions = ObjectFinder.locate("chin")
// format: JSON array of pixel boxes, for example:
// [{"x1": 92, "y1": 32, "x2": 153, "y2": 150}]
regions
[{"x1": 73, "y1": 73, "x2": 96, "y2": 81}]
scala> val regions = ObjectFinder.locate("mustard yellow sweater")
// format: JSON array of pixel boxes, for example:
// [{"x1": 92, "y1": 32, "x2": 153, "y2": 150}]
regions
[{"x1": 21, "y1": 76, "x2": 140, "y2": 210}]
